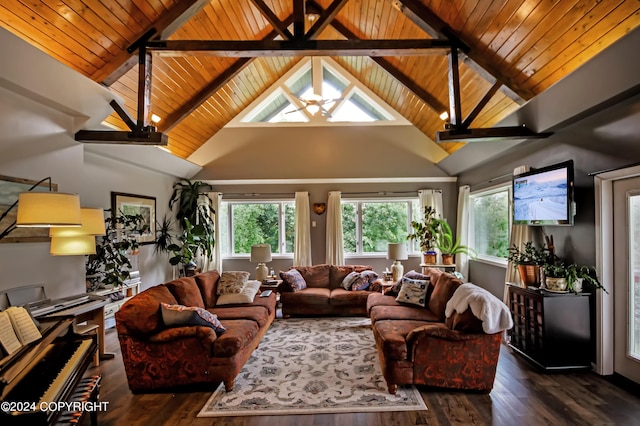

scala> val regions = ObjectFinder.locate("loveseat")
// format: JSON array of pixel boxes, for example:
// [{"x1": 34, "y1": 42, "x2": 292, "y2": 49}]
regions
[
  {"x1": 277, "y1": 264, "x2": 382, "y2": 317},
  {"x1": 367, "y1": 268, "x2": 510, "y2": 394},
  {"x1": 115, "y1": 270, "x2": 277, "y2": 393}
]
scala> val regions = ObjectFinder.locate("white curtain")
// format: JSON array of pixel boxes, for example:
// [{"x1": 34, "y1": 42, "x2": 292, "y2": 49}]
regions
[
  {"x1": 418, "y1": 189, "x2": 443, "y2": 219},
  {"x1": 325, "y1": 191, "x2": 344, "y2": 265},
  {"x1": 294, "y1": 191, "x2": 312, "y2": 266},
  {"x1": 206, "y1": 192, "x2": 223, "y2": 272},
  {"x1": 456, "y1": 185, "x2": 471, "y2": 279}
]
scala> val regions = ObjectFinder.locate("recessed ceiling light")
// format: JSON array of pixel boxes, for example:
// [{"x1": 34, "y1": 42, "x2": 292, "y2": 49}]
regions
[
  {"x1": 151, "y1": 114, "x2": 162, "y2": 123},
  {"x1": 439, "y1": 111, "x2": 449, "y2": 121}
]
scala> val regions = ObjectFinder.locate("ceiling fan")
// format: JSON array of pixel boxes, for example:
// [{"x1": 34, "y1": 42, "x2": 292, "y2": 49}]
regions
[{"x1": 287, "y1": 93, "x2": 342, "y2": 117}]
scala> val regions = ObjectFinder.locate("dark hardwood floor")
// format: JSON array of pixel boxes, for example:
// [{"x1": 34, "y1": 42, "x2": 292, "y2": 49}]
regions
[{"x1": 87, "y1": 326, "x2": 640, "y2": 425}]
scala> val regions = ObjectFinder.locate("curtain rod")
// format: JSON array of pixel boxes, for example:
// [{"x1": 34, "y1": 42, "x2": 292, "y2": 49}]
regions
[
  {"x1": 222, "y1": 192, "x2": 295, "y2": 198},
  {"x1": 341, "y1": 191, "x2": 419, "y2": 196}
]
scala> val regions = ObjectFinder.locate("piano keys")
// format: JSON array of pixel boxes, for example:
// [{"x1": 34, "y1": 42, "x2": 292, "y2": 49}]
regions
[{"x1": 0, "y1": 317, "x2": 99, "y2": 425}]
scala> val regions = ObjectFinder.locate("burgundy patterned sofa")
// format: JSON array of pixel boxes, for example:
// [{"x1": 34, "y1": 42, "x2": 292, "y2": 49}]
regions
[
  {"x1": 277, "y1": 264, "x2": 382, "y2": 317},
  {"x1": 115, "y1": 270, "x2": 276, "y2": 393},
  {"x1": 367, "y1": 267, "x2": 504, "y2": 394}
]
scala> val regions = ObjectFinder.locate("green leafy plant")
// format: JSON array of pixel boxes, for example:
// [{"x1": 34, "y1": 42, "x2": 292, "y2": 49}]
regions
[
  {"x1": 168, "y1": 179, "x2": 215, "y2": 261},
  {"x1": 154, "y1": 215, "x2": 175, "y2": 255},
  {"x1": 167, "y1": 219, "x2": 201, "y2": 275},
  {"x1": 543, "y1": 262, "x2": 567, "y2": 278},
  {"x1": 433, "y1": 218, "x2": 477, "y2": 257},
  {"x1": 407, "y1": 206, "x2": 440, "y2": 253},
  {"x1": 507, "y1": 241, "x2": 548, "y2": 266},
  {"x1": 86, "y1": 210, "x2": 145, "y2": 288}
]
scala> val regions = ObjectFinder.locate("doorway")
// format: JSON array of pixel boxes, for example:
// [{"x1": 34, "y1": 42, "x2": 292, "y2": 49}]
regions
[{"x1": 612, "y1": 176, "x2": 640, "y2": 383}]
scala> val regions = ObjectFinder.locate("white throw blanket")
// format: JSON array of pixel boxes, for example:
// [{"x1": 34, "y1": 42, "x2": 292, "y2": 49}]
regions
[{"x1": 445, "y1": 283, "x2": 513, "y2": 334}]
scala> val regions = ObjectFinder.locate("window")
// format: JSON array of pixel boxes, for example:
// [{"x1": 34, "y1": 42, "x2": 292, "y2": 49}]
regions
[
  {"x1": 218, "y1": 201, "x2": 295, "y2": 256},
  {"x1": 469, "y1": 186, "x2": 511, "y2": 261},
  {"x1": 341, "y1": 199, "x2": 419, "y2": 255}
]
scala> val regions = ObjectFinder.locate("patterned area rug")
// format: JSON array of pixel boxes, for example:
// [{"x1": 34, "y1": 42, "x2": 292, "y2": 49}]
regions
[{"x1": 198, "y1": 317, "x2": 427, "y2": 417}]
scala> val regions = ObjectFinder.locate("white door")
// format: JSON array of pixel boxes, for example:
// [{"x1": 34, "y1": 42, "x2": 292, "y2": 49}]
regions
[{"x1": 613, "y1": 176, "x2": 640, "y2": 383}]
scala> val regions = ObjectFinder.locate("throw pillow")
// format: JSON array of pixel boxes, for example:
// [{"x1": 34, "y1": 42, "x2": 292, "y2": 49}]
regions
[
  {"x1": 279, "y1": 269, "x2": 307, "y2": 292},
  {"x1": 216, "y1": 280, "x2": 261, "y2": 305},
  {"x1": 389, "y1": 270, "x2": 430, "y2": 294},
  {"x1": 217, "y1": 271, "x2": 250, "y2": 295},
  {"x1": 395, "y1": 277, "x2": 430, "y2": 307},
  {"x1": 360, "y1": 270, "x2": 379, "y2": 284},
  {"x1": 160, "y1": 303, "x2": 226, "y2": 336},
  {"x1": 351, "y1": 276, "x2": 371, "y2": 291},
  {"x1": 341, "y1": 271, "x2": 361, "y2": 290}
]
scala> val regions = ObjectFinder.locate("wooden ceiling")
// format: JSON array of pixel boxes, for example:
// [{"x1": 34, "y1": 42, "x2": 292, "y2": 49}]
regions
[{"x1": 1, "y1": 1, "x2": 638, "y2": 160}]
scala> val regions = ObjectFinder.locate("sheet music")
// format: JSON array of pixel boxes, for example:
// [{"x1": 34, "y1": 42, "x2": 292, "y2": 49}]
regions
[
  {"x1": 5, "y1": 306, "x2": 42, "y2": 346},
  {"x1": 0, "y1": 311, "x2": 23, "y2": 355}
]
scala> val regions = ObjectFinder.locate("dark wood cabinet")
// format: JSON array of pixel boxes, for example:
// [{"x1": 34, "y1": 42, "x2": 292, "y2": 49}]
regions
[{"x1": 508, "y1": 284, "x2": 592, "y2": 370}]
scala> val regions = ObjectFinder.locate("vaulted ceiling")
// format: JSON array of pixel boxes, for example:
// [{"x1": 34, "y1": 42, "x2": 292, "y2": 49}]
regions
[{"x1": 1, "y1": 1, "x2": 638, "y2": 160}]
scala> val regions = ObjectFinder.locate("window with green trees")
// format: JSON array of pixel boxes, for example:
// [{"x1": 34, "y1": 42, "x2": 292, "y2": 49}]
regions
[
  {"x1": 342, "y1": 199, "x2": 419, "y2": 254},
  {"x1": 218, "y1": 201, "x2": 295, "y2": 256},
  {"x1": 470, "y1": 186, "x2": 510, "y2": 260}
]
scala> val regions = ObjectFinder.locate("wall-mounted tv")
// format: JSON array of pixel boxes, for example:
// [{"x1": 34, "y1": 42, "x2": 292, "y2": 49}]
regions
[{"x1": 513, "y1": 160, "x2": 574, "y2": 226}]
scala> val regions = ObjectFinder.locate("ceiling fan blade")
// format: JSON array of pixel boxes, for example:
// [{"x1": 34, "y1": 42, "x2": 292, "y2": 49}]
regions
[
  {"x1": 319, "y1": 97, "x2": 343, "y2": 105},
  {"x1": 319, "y1": 106, "x2": 332, "y2": 117}
]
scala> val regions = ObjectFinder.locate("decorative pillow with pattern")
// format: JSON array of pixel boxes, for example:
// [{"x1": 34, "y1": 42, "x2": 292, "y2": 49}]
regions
[
  {"x1": 216, "y1": 271, "x2": 250, "y2": 295},
  {"x1": 341, "y1": 271, "x2": 362, "y2": 290},
  {"x1": 279, "y1": 269, "x2": 307, "y2": 292},
  {"x1": 216, "y1": 280, "x2": 261, "y2": 305},
  {"x1": 360, "y1": 270, "x2": 379, "y2": 285},
  {"x1": 160, "y1": 303, "x2": 226, "y2": 336},
  {"x1": 389, "y1": 270, "x2": 430, "y2": 295},
  {"x1": 395, "y1": 277, "x2": 430, "y2": 307}
]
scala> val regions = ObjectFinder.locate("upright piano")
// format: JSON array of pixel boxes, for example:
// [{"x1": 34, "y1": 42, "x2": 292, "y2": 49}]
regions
[{"x1": 0, "y1": 316, "x2": 99, "y2": 425}]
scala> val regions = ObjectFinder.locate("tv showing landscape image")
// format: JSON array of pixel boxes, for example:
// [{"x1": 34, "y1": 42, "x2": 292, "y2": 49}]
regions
[{"x1": 513, "y1": 166, "x2": 571, "y2": 225}]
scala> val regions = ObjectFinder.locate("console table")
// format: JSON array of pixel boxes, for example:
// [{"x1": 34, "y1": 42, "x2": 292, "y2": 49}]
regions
[{"x1": 507, "y1": 284, "x2": 592, "y2": 370}]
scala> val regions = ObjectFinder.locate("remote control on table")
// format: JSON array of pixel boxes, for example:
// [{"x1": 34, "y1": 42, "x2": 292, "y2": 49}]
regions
[{"x1": 260, "y1": 290, "x2": 273, "y2": 297}]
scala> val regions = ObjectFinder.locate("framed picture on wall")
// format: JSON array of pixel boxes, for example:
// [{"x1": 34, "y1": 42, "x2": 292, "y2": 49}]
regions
[{"x1": 111, "y1": 192, "x2": 156, "y2": 244}]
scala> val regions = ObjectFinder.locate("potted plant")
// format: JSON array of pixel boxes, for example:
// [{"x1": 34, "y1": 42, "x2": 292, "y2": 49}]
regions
[
  {"x1": 168, "y1": 219, "x2": 202, "y2": 277},
  {"x1": 565, "y1": 264, "x2": 607, "y2": 293},
  {"x1": 433, "y1": 218, "x2": 477, "y2": 265},
  {"x1": 86, "y1": 210, "x2": 145, "y2": 290},
  {"x1": 169, "y1": 179, "x2": 215, "y2": 264},
  {"x1": 507, "y1": 241, "x2": 548, "y2": 287},
  {"x1": 542, "y1": 262, "x2": 569, "y2": 291},
  {"x1": 407, "y1": 206, "x2": 440, "y2": 264}
]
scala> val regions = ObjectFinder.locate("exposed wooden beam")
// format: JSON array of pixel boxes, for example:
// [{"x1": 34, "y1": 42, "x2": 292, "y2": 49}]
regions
[
  {"x1": 293, "y1": 0, "x2": 306, "y2": 38},
  {"x1": 138, "y1": 46, "x2": 152, "y2": 128},
  {"x1": 462, "y1": 82, "x2": 502, "y2": 128},
  {"x1": 94, "y1": 0, "x2": 212, "y2": 86},
  {"x1": 109, "y1": 100, "x2": 136, "y2": 131},
  {"x1": 250, "y1": 0, "x2": 293, "y2": 40},
  {"x1": 305, "y1": 0, "x2": 350, "y2": 40},
  {"x1": 447, "y1": 48, "x2": 462, "y2": 128},
  {"x1": 146, "y1": 39, "x2": 451, "y2": 57},
  {"x1": 436, "y1": 126, "x2": 552, "y2": 143},
  {"x1": 390, "y1": 0, "x2": 531, "y2": 101},
  {"x1": 159, "y1": 16, "x2": 295, "y2": 133},
  {"x1": 75, "y1": 130, "x2": 168, "y2": 145},
  {"x1": 329, "y1": 18, "x2": 447, "y2": 115}
]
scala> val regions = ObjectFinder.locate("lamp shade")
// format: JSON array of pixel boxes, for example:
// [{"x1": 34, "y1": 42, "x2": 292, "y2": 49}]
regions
[
  {"x1": 250, "y1": 244, "x2": 272, "y2": 263},
  {"x1": 50, "y1": 208, "x2": 106, "y2": 237},
  {"x1": 50, "y1": 235, "x2": 96, "y2": 255},
  {"x1": 387, "y1": 243, "x2": 408, "y2": 261},
  {"x1": 16, "y1": 192, "x2": 82, "y2": 227}
]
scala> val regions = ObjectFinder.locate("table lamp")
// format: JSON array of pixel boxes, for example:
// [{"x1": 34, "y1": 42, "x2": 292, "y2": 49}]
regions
[
  {"x1": 251, "y1": 244, "x2": 272, "y2": 282},
  {"x1": 387, "y1": 243, "x2": 408, "y2": 282}
]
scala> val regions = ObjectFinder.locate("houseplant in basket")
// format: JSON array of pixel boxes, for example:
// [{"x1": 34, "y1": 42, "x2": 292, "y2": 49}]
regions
[
  {"x1": 507, "y1": 241, "x2": 548, "y2": 287},
  {"x1": 433, "y1": 218, "x2": 477, "y2": 265},
  {"x1": 407, "y1": 206, "x2": 440, "y2": 264}
]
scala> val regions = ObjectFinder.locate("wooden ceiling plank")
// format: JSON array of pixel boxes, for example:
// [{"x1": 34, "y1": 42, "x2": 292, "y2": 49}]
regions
[
  {"x1": 485, "y1": 0, "x2": 540, "y2": 60},
  {"x1": 250, "y1": 0, "x2": 293, "y2": 39},
  {"x1": 159, "y1": 15, "x2": 295, "y2": 132},
  {"x1": 393, "y1": 0, "x2": 530, "y2": 101},
  {"x1": 95, "y1": 0, "x2": 211, "y2": 85},
  {"x1": 305, "y1": 0, "x2": 350, "y2": 40},
  {"x1": 330, "y1": 18, "x2": 447, "y2": 114},
  {"x1": 519, "y1": 0, "x2": 626, "y2": 90},
  {"x1": 99, "y1": 0, "x2": 148, "y2": 33},
  {"x1": 146, "y1": 38, "x2": 451, "y2": 57},
  {"x1": 462, "y1": 81, "x2": 501, "y2": 128}
]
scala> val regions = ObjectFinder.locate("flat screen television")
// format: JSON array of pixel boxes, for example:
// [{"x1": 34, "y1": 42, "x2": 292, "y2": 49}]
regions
[{"x1": 512, "y1": 160, "x2": 574, "y2": 226}]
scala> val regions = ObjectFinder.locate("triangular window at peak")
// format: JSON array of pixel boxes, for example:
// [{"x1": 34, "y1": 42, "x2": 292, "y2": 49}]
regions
[{"x1": 233, "y1": 57, "x2": 408, "y2": 126}]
